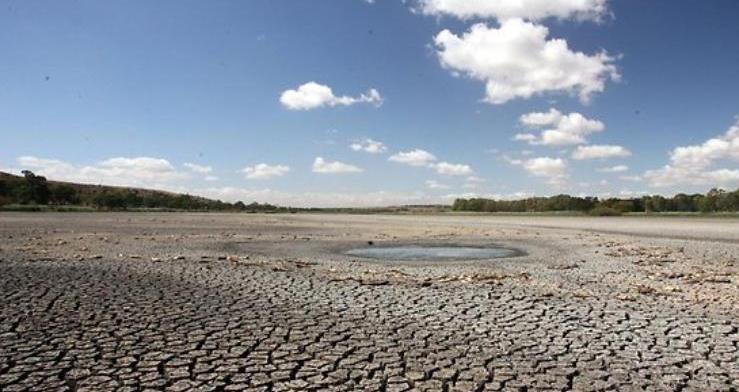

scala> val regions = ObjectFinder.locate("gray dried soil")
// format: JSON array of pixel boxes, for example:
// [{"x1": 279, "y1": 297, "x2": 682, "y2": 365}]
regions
[{"x1": 0, "y1": 213, "x2": 738, "y2": 391}]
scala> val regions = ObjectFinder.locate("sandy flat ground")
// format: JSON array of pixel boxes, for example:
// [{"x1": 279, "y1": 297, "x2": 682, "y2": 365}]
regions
[{"x1": 0, "y1": 212, "x2": 738, "y2": 391}]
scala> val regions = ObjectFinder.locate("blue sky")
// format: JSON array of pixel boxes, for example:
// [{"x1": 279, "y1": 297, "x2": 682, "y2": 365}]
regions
[{"x1": 2, "y1": 0, "x2": 738, "y2": 207}]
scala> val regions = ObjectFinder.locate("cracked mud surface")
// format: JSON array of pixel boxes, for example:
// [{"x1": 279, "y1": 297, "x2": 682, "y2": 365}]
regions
[{"x1": 1, "y1": 213, "x2": 738, "y2": 391}]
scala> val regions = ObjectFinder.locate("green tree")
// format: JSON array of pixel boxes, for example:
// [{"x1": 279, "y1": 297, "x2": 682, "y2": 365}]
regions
[
  {"x1": 15, "y1": 171, "x2": 51, "y2": 204},
  {"x1": 51, "y1": 185, "x2": 79, "y2": 205},
  {"x1": 92, "y1": 191, "x2": 127, "y2": 210}
]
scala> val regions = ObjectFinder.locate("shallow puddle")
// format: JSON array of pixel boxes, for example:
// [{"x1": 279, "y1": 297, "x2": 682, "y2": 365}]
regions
[{"x1": 345, "y1": 245, "x2": 518, "y2": 261}]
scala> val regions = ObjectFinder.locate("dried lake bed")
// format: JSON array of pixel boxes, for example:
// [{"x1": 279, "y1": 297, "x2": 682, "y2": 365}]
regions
[{"x1": 1, "y1": 212, "x2": 738, "y2": 391}]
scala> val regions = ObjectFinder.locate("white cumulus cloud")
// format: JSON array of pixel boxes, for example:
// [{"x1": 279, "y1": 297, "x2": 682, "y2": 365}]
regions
[
  {"x1": 463, "y1": 176, "x2": 486, "y2": 189},
  {"x1": 388, "y1": 149, "x2": 473, "y2": 176},
  {"x1": 417, "y1": 0, "x2": 609, "y2": 22},
  {"x1": 644, "y1": 119, "x2": 739, "y2": 188},
  {"x1": 572, "y1": 144, "x2": 631, "y2": 160},
  {"x1": 350, "y1": 138, "x2": 387, "y2": 154},
  {"x1": 432, "y1": 161, "x2": 473, "y2": 176},
  {"x1": 670, "y1": 124, "x2": 739, "y2": 168},
  {"x1": 183, "y1": 162, "x2": 213, "y2": 174},
  {"x1": 513, "y1": 133, "x2": 538, "y2": 143},
  {"x1": 312, "y1": 157, "x2": 363, "y2": 174},
  {"x1": 597, "y1": 165, "x2": 628, "y2": 173},
  {"x1": 14, "y1": 156, "x2": 188, "y2": 189},
  {"x1": 241, "y1": 163, "x2": 290, "y2": 180},
  {"x1": 516, "y1": 108, "x2": 605, "y2": 146},
  {"x1": 434, "y1": 20, "x2": 618, "y2": 104},
  {"x1": 645, "y1": 168, "x2": 739, "y2": 188},
  {"x1": 280, "y1": 82, "x2": 382, "y2": 110},
  {"x1": 510, "y1": 156, "x2": 568, "y2": 185},
  {"x1": 388, "y1": 149, "x2": 438, "y2": 167},
  {"x1": 425, "y1": 180, "x2": 450, "y2": 189}
]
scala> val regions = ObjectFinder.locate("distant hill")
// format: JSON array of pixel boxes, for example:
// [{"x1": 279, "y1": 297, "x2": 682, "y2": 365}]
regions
[
  {"x1": 0, "y1": 170, "x2": 206, "y2": 201},
  {"x1": 0, "y1": 171, "x2": 288, "y2": 212},
  {"x1": 0, "y1": 171, "x2": 447, "y2": 213}
]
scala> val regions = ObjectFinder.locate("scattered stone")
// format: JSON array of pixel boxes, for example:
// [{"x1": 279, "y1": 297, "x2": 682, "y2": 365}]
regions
[
  {"x1": 548, "y1": 263, "x2": 579, "y2": 270},
  {"x1": 634, "y1": 284, "x2": 656, "y2": 295},
  {"x1": 703, "y1": 276, "x2": 732, "y2": 284},
  {"x1": 360, "y1": 279, "x2": 389, "y2": 286}
]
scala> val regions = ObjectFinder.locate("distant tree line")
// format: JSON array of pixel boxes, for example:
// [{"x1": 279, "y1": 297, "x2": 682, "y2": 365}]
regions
[
  {"x1": 0, "y1": 171, "x2": 295, "y2": 212},
  {"x1": 452, "y1": 188, "x2": 739, "y2": 215},
  {"x1": 4, "y1": 170, "x2": 738, "y2": 214}
]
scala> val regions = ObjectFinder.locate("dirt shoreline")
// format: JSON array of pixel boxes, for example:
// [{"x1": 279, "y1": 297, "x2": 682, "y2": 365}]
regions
[{"x1": 1, "y1": 213, "x2": 738, "y2": 390}]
